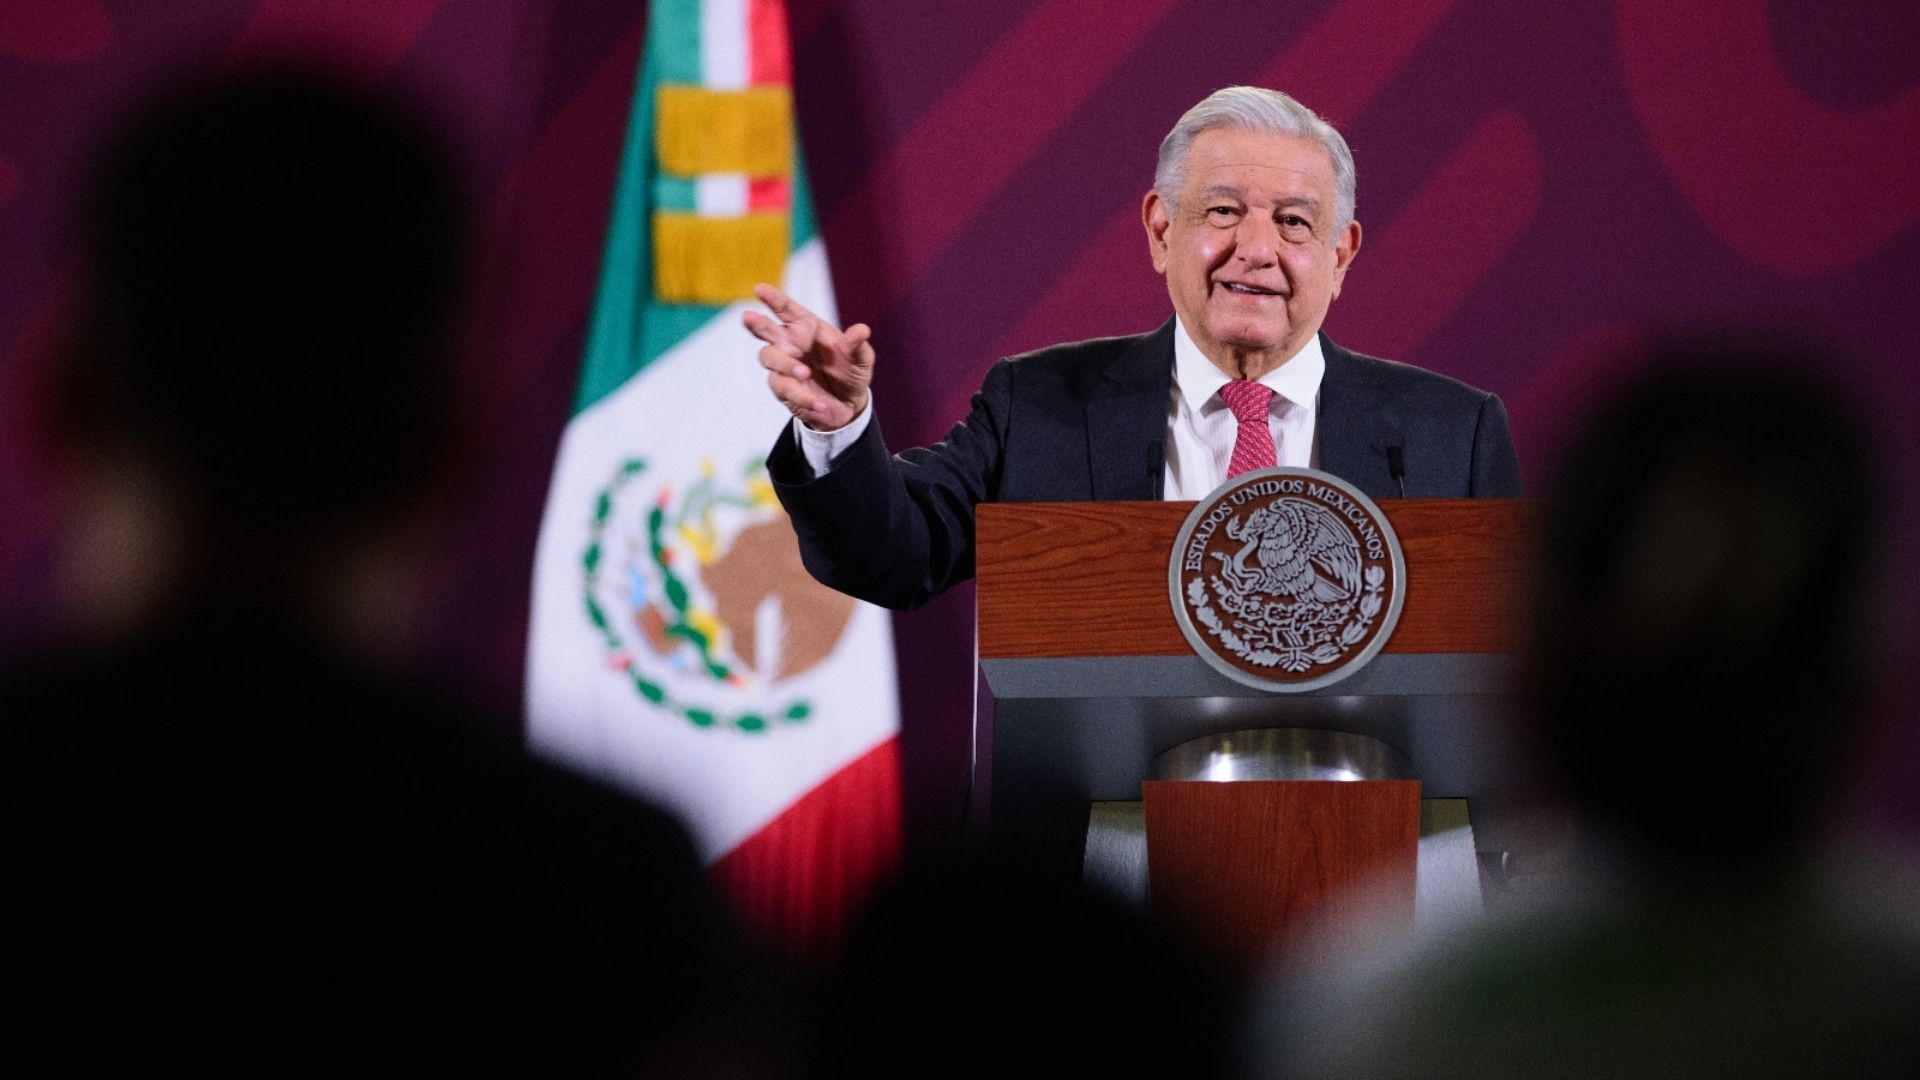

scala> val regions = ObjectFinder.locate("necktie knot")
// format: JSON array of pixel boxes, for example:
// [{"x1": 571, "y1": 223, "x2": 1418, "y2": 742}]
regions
[{"x1": 1219, "y1": 380, "x2": 1275, "y2": 423}]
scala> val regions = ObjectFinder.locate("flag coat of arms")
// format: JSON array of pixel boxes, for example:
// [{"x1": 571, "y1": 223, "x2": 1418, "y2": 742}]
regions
[{"x1": 526, "y1": 0, "x2": 900, "y2": 944}]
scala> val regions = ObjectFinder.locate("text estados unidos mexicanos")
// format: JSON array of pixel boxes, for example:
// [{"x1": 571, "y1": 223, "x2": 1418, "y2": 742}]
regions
[{"x1": 1182, "y1": 479, "x2": 1385, "y2": 572}]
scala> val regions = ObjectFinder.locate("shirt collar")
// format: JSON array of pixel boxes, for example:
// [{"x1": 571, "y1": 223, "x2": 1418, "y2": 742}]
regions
[{"x1": 1171, "y1": 316, "x2": 1326, "y2": 415}]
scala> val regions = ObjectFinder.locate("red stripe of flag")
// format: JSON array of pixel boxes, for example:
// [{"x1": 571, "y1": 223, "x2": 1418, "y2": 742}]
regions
[
  {"x1": 709, "y1": 735, "x2": 903, "y2": 961},
  {"x1": 748, "y1": 176, "x2": 791, "y2": 211},
  {"x1": 749, "y1": 0, "x2": 790, "y2": 85}
]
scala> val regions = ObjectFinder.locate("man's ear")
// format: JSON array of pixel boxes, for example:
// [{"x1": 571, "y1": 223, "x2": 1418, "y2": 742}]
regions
[
  {"x1": 1142, "y1": 190, "x2": 1171, "y2": 274},
  {"x1": 1329, "y1": 219, "x2": 1362, "y2": 302}
]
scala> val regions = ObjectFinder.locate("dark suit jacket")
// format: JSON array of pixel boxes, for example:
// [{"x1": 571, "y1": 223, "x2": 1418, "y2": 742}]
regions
[{"x1": 770, "y1": 319, "x2": 1521, "y2": 610}]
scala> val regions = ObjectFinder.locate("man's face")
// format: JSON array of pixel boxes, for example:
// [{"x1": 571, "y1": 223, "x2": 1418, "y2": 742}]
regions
[{"x1": 1144, "y1": 127, "x2": 1361, "y2": 377}]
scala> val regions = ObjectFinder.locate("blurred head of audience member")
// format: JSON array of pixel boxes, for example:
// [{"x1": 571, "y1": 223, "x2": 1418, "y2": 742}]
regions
[
  {"x1": 1522, "y1": 336, "x2": 1890, "y2": 882},
  {"x1": 1247, "y1": 337, "x2": 1918, "y2": 1080},
  {"x1": 48, "y1": 63, "x2": 468, "y2": 653},
  {"x1": 808, "y1": 848, "x2": 1240, "y2": 1080}
]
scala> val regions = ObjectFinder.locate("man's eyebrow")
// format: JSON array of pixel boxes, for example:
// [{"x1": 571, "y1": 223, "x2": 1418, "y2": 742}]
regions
[{"x1": 1195, "y1": 186, "x2": 1322, "y2": 214}]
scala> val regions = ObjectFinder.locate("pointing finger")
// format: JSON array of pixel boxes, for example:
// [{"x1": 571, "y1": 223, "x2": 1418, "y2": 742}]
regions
[
  {"x1": 742, "y1": 310, "x2": 801, "y2": 355},
  {"x1": 753, "y1": 282, "x2": 818, "y2": 327}
]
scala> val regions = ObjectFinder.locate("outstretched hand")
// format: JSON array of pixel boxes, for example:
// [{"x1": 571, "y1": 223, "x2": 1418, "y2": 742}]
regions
[{"x1": 742, "y1": 283, "x2": 876, "y2": 432}]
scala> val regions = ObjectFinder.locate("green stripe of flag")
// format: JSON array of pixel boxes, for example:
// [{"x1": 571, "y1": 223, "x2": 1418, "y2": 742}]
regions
[
  {"x1": 652, "y1": 0, "x2": 701, "y2": 84},
  {"x1": 653, "y1": 174, "x2": 698, "y2": 212}
]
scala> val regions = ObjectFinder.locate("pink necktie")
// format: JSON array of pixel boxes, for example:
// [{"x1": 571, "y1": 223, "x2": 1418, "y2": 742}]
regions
[{"x1": 1219, "y1": 380, "x2": 1277, "y2": 478}]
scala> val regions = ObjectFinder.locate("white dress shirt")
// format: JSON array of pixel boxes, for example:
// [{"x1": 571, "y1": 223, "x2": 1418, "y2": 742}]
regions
[
  {"x1": 793, "y1": 317, "x2": 1325, "y2": 498},
  {"x1": 1162, "y1": 316, "x2": 1322, "y2": 499}
]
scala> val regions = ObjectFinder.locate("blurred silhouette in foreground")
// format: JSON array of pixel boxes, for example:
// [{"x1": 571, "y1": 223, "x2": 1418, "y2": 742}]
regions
[
  {"x1": 1249, "y1": 340, "x2": 1919, "y2": 1079},
  {"x1": 804, "y1": 848, "x2": 1241, "y2": 1080},
  {"x1": 5, "y1": 67, "x2": 769, "y2": 1075}
]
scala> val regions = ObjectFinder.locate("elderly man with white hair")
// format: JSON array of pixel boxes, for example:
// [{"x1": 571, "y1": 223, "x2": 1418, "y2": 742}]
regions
[{"x1": 745, "y1": 85, "x2": 1520, "y2": 611}]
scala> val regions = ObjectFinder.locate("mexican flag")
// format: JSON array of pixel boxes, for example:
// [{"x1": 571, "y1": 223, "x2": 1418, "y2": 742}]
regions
[{"x1": 525, "y1": 0, "x2": 900, "y2": 950}]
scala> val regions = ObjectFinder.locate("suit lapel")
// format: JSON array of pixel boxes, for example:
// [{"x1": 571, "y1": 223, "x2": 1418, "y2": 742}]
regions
[
  {"x1": 1086, "y1": 320, "x2": 1175, "y2": 501},
  {"x1": 1074, "y1": 327, "x2": 1397, "y2": 500},
  {"x1": 1316, "y1": 335, "x2": 1398, "y2": 497}
]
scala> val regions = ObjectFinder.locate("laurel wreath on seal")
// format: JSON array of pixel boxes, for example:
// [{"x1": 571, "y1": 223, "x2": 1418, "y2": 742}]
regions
[
  {"x1": 581, "y1": 457, "x2": 812, "y2": 735},
  {"x1": 1187, "y1": 564, "x2": 1388, "y2": 673}
]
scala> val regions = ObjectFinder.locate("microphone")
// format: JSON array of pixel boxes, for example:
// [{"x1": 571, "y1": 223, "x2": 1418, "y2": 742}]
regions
[
  {"x1": 1148, "y1": 438, "x2": 1165, "y2": 500},
  {"x1": 1387, "y1": 445, "x2": 1406, "y2": 498}
]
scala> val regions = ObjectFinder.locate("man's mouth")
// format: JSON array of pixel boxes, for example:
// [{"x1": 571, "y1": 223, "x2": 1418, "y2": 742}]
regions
[{"x1": 1219, "y1": 281, "x2": 1282, "y2": 297}]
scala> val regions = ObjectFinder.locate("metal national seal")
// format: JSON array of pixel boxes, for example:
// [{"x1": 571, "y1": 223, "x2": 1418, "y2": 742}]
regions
[{"x1": 1169, "y1": 467, "x2": 1406, "y2": 692}]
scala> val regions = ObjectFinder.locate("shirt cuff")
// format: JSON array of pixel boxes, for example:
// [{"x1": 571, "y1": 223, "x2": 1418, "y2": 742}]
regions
[{"x1": 793, "y1": 402, "x2": 874, "y2": 478}]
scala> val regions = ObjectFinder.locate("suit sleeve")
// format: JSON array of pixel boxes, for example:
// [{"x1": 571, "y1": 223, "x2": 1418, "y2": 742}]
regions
[
  {"x1": 768, "y1": 360, "x2": 1015, "y2": 610},
  {"x1": 1469, "y1": 393, "x2": 1524, "y2": 497}
]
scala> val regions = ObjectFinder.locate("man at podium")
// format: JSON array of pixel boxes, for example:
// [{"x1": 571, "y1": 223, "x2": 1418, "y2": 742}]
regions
[{"x1": 744, "y1": 85, "x2": 1520, "y2": 610}]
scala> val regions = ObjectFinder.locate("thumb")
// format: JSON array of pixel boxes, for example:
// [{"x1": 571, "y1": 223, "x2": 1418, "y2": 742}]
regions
[{"x1": 842, "y1": 323, "x2": 876, "y2": 368}]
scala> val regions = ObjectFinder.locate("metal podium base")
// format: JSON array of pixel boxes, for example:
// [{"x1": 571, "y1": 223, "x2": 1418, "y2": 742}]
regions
[{"x1": 1147, "y1": 728, "x2": 1415, "y2": 783}]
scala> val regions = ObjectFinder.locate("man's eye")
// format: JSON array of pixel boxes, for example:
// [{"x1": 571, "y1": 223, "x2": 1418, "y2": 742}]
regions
[
  {"x1": 1279, "y1": 214, "x2": 1309, "y2": 229},
  {"x1": 1207, "y1": 206, "x2": 1239, "y2": 219}
]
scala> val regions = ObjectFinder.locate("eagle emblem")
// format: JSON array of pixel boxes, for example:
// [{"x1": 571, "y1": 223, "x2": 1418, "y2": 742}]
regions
[{"x1": 1217, "y1": 498, "x2": 1362, "y2": 605}]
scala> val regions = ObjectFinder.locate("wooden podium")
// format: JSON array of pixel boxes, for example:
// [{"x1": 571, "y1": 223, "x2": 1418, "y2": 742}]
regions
[{"x1": 973, "y1": 499, "x2": 1533, "y2": 948}]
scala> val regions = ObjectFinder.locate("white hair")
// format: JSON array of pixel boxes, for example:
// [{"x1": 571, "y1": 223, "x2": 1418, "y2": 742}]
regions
[{"x1": 1154, "y1": 85, "x2": 1356, "y2": 237}]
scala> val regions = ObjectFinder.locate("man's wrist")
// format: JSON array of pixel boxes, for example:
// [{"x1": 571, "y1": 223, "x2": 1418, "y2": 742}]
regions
[
  {"x1": 797, "y1": 393, "x2": 869, "y2": 435},
  {"x1": 794, "y1": 400, "x2": 874, "y2": 477}
]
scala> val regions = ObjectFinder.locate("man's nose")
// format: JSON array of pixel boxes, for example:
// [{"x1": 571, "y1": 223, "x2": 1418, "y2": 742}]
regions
[{"x1": 1233, "y1": 214, "x2": 1279, "y2": 265}]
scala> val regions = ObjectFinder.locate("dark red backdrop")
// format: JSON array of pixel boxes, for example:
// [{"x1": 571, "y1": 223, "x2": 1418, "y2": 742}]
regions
[{"x1": 4, "y1": 0, "x2": 1916, "y2": 847}]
